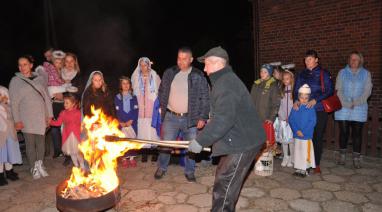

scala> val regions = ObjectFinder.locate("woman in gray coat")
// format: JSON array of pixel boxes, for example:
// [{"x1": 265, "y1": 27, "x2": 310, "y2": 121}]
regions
[{"x1": 9, "y1": 55, "x2": 53, "y2": 180}]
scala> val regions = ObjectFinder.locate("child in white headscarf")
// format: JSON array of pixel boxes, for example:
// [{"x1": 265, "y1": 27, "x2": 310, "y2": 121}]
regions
[{"x1": 0, "y1": 86, "x2": 22, "y2": 186}]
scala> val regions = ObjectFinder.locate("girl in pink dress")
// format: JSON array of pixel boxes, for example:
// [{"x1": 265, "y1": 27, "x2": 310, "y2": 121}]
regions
[{"x1": 50, "y1": 93, "x2": 84, "y2": 169}]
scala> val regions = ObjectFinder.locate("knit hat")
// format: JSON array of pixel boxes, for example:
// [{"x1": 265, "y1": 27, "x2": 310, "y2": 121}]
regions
[
  {"x1": 260, "y1": 64, "x2": 273, "y2": 76},
  {"x1": 298, "y1": 84, "x2": 311, "y2": 94}
]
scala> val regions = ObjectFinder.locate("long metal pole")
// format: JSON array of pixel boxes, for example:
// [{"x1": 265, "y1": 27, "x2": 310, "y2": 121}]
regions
[{"x1": 104, "y1": 136, "x2": 211, "y2": 152}]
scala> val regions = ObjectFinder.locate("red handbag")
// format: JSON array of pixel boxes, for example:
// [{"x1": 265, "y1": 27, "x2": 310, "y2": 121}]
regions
[{"x1": 320, "y1": 69, "x2": 342, "y2": 113}]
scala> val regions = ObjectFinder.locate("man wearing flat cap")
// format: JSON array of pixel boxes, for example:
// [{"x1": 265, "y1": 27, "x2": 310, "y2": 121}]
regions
[{"x1": 188, "y1": 46, "x2": 265, "y2": 211}]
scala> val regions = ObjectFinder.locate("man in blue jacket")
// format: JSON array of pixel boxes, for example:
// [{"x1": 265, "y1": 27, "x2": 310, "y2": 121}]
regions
[{"x1": 188, "y1": 46, "x2": 265, "y2": 211}]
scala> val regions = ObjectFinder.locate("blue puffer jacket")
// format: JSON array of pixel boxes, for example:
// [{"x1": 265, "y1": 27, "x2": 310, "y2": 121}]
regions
[
  {"x1": 294, "y1": 66, "x2": 334, "y2": 112},
  {"x1": 159, "y1": 66, "x2": 210, "y2": 127},
  {"x1": 289, "y1": 105, "x2": 317, "y2": 140},
  {"x1": 335, "y1": 65, "x2": 372, "y2": 122}
]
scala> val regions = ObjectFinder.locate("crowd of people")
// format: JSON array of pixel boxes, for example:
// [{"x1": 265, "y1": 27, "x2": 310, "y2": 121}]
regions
[{"x1": 0, "y1": 46, "x2": 372, "y2": 211}]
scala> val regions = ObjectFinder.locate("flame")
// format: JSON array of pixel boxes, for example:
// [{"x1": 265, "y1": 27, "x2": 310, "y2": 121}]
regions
[{"x1": 64, "y1": 106, "x2": 143, "y2": 196}]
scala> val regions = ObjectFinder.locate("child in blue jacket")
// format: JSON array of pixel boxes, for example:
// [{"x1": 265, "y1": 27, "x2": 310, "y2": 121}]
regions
[
  {"x1": 115, "y1": 76, "x2": 139, "y2": 167},
  {"x1": 289, "y1": 84, "x2": 317, "y2": 177}
]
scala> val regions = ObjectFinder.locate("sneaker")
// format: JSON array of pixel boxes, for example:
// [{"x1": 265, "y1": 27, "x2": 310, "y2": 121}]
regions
[
  {"x1": 185, "y1": 173, "x2": 196, "y2": 182},
  {"x1": 53, "y1": 152, "x2": 64, "y2": 159},
  {"x1": 31, "y1": 166, "x2": 41, "y2": 180},
  {"x1": 292, "y1": 170, "x2": 300, "y2": 176},
  {"x1": 36, "y1": 160, "x2": 49, "y2": 177},
  {"x1": 151, "y1": 154, "x2": 158, "y2": 162},
  {"x1": 121, "y1": 158, "x2": 129, "y2": 168},
  {"x1": 281, "y1": 156, "x2": 289, "y2": 167},
  {"x1": 335, "y1": 149, "x2": 346, "y2": 165},
  {"x1": 129, "y1": 159, "x2": 137, "y2": 168},
  {"x1": 154, "y1": 168, "x2": 165, "y2": 180},
  {"x1": 0, "y1": 173, "x2": 8, "y2": 186},
  {"x1": 287, "y1": 159, "x2": 293, "y2": 168},
  {"x1": 5, "y1": 169, "x2": 19, "y2": 181}
]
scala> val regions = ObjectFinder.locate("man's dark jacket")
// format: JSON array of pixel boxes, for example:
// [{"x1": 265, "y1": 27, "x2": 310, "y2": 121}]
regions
[
  {"x1": 196, "y1": 66, "x2": 265, "y2": 156},
  {"x1": 159, "y1": 66, "x2": 210, "y2": 127}
]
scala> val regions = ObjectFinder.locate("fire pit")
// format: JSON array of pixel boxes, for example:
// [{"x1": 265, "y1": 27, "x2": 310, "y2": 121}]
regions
[
  {"x1": 55, "y1": 107, "x2": 142, "y2": 212},
  {"x1": 56, "y1": 180, "x2": 120, "y2": 212}
]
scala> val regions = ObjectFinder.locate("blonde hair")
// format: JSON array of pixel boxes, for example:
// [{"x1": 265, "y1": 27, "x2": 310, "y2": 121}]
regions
[
  {"x1": 349, "y1": 51, "x2": 364, "y2": 68},
  {"x1": 281, "y1": 70, "x2": 295, "y2": 100},
  {"x1": 64, "y1": 52, "x2": 80, "y2": 72}
]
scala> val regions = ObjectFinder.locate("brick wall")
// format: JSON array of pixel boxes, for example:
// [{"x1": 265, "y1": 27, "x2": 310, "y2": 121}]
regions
[{"x1": 254, "y1": 0, "x2": 382, "y2": 115}]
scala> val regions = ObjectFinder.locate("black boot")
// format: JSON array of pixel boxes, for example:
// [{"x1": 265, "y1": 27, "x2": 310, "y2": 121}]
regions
[
  {"x1": 141, "y1": 154, "x2": 148, "y2": 163},
  {"x1": 63, "y1": 156, "x2": 72, "y2": 167},
  {"x1": 0, "y1": 173, "x2": 8, "y2": 186},
  {"x1": 5, "y1": 169, "x2": 19, "y2": 181},
  {"x1": 151, "y1": 153, "x2": 158, "y2": 162}
]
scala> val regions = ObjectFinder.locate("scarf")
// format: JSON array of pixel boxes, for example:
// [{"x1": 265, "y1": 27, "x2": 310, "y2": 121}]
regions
[
  {"x1": 131, "y1": 57, "x2": 159, "y2": 97},
  {"x1": 61, "y1": 68, "x2": 78, "y2": 82},
  {"x1": 254, "y1": 77, "x2": 276, "y2": 89}
]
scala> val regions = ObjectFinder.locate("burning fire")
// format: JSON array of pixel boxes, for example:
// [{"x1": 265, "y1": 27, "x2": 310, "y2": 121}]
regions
[{"x1": 62, "y1": 106, "x2": 143, "y2": 199}]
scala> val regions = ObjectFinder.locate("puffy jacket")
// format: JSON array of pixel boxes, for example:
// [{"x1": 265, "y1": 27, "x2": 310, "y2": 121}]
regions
[
  {"x1": 250, "y1": 77, "x2": 280, "y2": 122},
  {"x1": 294, "y1": 66, "x2": 334, "y2": 112}
]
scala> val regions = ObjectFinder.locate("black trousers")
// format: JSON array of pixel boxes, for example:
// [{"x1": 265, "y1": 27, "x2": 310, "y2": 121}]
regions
[
  {"x1": 313, "y1": 111, "x2": 328, "y2": 166},
  {"x1": 52, "y1": 102, "x2": 64, "y2": 155},
  {"x1": 211, "y1": 145, "x2": 262, "y2": 212},
  {"x1": 338, "y1": 120, "x2": 364, "y2": 153}
]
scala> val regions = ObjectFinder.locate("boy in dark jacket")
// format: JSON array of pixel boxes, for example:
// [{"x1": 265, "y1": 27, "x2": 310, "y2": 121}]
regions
[
  {"x1": 251, "y1": 64, "x2": 281, "y2": 146},
  {"x1": 188, "y1": 46, "x2": 265, "y2": 212}
]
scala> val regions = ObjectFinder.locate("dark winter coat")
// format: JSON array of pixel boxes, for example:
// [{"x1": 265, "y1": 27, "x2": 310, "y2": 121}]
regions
[
  {"x1": 196, "y1": 66, "x2": 265, "y2": 156},
  {"x1": 250, "y1": 77, "x2": 281, "y2": 122},
  {"x1": 158, "y1": 66, "x2": 210, "y2": 127},
  {"x1": 294, "y1": 65, "x2": 334, "y2": 112},
  {"x1": 82, "y1": 88, "x2": 115, "y2": 118}
]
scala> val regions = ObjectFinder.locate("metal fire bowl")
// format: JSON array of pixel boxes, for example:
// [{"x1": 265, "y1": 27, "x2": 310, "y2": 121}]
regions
[{"x1": 56, "y1": 180, "x2": 121, "y2": 212}]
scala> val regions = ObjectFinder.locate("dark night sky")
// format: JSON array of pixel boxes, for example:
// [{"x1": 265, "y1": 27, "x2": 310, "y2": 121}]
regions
[{"x1": 0, "y1": 0, "x2": 254, "y2": 91}]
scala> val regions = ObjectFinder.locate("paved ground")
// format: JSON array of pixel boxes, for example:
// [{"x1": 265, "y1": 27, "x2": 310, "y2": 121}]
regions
[{"x1": 0, "y1": 150, "x2": 382, "y2": 212}]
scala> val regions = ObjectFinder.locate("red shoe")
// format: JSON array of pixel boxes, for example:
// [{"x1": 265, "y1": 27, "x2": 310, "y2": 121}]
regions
[
  {"x1": 314, "y1": 166, "x2": 321, "y2": 174},
  {"x1": 121, "y1": 158, "x2": 129, "y2": 168},
  {"x1": 129, "y1": 159, "x2": 137, "y2": 168}
]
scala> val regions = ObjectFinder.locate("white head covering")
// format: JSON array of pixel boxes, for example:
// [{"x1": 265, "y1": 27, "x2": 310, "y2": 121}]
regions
[
  {"x1": 298, "y1": 84, "x2": 311, "y2": 94},
  {"x1": 131, "y1": 57, "x2": 159, "y2": 97},
  {"x1": 269, "y1": 61, "x2": 282, "y2": 66},
  {"x1": 0, "y1": 86, "x2": 9, "y2": 132},
  {"x1": 0, "y1": 86, "x2": 10, "y2": 104},
  {"x1": 52, "y1": 50, "x2": 66, "y2": 60},
  {"x1": 81, "y1": 70, "x2": 104, "y2": 107},
  {"x1": 281, "y1": 63, "x2": 295, "y2": 70}
]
